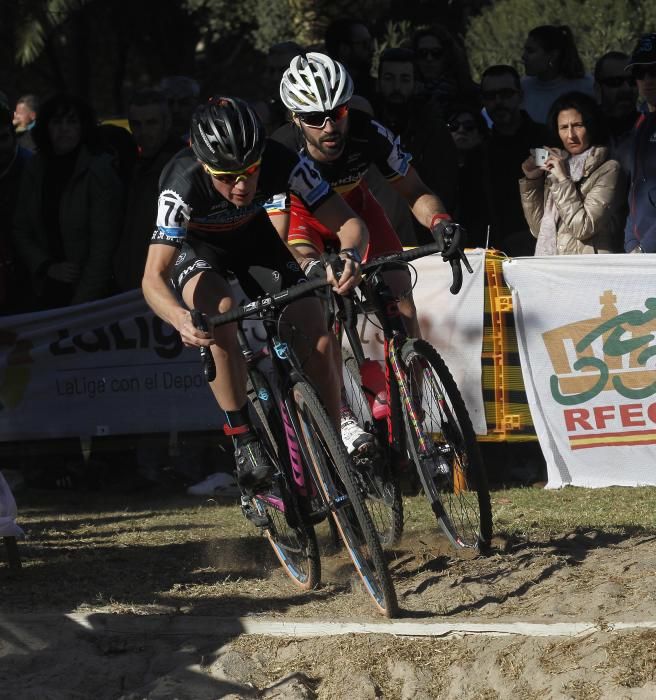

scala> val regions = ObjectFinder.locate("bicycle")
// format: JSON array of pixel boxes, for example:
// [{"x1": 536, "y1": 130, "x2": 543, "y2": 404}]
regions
[
  {"x1": 193, "y1": 277, "x2": 399, "y2": 617},
  {"x1": 336, "y1": 240, "x2": 493, "y2": 552}
]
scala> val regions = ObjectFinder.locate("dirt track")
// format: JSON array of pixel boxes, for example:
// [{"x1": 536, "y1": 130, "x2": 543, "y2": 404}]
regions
[{"x1": 2, "y1": 489, "x2": 656, "y2": 698}]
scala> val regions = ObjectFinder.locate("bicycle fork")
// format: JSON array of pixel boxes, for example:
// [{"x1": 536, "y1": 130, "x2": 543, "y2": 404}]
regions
[{"x1": 387, "y1": 339, "x2": 450, "y2": 479}]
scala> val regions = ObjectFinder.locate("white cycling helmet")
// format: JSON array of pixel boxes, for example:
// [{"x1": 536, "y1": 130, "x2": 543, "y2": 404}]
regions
[{"x1": 280, "y1": 52, "x2": 354, "y2": 113}]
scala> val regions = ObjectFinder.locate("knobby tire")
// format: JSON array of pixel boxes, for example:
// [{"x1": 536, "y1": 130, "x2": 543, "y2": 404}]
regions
[
  {"x1": 247, "y1": 368, "x2": 321, "y2": 590},
  {"x1": 399, "y1": 339, "x2": 492, "y2": 551},
  {"x1": 342, "y1": 354, "x2": 404, "y2": 548},
  {"x1": 292, "y1": 380, "x2": 399, "y2": 617}
]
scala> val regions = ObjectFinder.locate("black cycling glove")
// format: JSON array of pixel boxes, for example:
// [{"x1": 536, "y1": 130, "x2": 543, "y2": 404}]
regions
[
  {"x1": 430, "y1": 219, "x2": 467, "y2": 261},
  {"x1": 303, "y1": 258, "x2": 328, "y2": 282}
]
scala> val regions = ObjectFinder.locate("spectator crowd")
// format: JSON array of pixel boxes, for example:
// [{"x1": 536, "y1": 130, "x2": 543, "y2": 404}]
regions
[
  {"x1": 1, "y1": 21, "x2": 655, "y2": 490},
  {"x1": 2, "y1": 23, "x2": 655, "y2": 315}
]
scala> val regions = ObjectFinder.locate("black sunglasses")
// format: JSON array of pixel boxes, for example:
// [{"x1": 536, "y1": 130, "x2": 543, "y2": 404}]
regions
[
  {"x1": 447, "y1": 120, "x2": 477, "y2": 133},
  {"x1": 298, "y1": 104, "x2": 349, "y2": 129},
  {"x1": 634, "y1": 65, "x2": 656, "y2": 80},
  {"x1": 599, "y1": 75, "x2": 637, "y2": 88},
  {"x1": 417, "y1": 48, "x2": 444, "y2": 60},
  {"x1": 481, "y1": 88, "x2": 519, "y2": 101}
]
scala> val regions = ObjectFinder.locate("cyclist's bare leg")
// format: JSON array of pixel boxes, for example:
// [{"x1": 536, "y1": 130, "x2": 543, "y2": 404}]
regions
[
  {"x1": 382, "y1": 269, "x2": 421, "y2": 339},
  {"x1": 181, "y1": 269, "x2": 247, "y2": 411},
  {"x1": 279, "y1": 296, "x2": 341, "y2": 427}
]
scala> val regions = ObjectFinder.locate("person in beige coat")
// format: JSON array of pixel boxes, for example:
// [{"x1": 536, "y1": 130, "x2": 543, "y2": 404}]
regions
[{"x1": 519, "y1": 91, "x2": 626, "y2": 254}]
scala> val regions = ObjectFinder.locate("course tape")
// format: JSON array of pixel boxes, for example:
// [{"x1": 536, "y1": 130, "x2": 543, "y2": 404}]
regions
[{"x1": 54, "y1": 615, "x2": 656, "y2": 638}]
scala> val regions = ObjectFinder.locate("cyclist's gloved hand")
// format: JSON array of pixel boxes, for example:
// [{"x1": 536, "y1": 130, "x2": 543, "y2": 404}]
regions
[
  {"x1": 324, "y1": 249, "x2": 361, "y2": 295},
  {"x1": 303, "y1": 257, "x2": 327, "y2": 282},
  {"x1": 430, "y1": 216, "x2": 467, "y2": 262}
]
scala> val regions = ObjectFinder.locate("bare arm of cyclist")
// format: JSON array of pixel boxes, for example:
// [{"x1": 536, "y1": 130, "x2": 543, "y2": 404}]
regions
[
  {"x1": 142, "y1": 244, "x2": 211, "y2": 348},
  {"x1": 391, "y1": 165, "x2": 450, "y2": 229},
  {"x1": 268, "y1": 209, "x2": 293, "y2": 247},
  {"x1": 313, "y1": 194, "x2": 368, "y2": 294}
]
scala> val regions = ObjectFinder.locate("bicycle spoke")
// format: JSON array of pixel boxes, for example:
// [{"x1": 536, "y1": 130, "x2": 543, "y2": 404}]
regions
[{"x1": 400, "y1": 339, "x2": 492, "y2": 550}]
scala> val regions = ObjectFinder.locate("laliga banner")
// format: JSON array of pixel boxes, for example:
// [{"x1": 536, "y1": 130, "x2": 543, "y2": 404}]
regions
[
  {"x1": 503, "y1": 256, "x2": 656, "y2": 488},
  {"x1": 0, "y1": 290, "x2": 244, "y2": 442},
  {"x1": 0, "y1": 253, "x2": 486, "y2": 443},
  {"x1": 352, "y1": 250, "x2": 487, "y2": 435}
]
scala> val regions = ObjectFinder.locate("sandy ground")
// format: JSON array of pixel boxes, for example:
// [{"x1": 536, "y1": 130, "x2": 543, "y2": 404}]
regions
[{"x1": 2, "y1": 488, "x2": 656, "y2": 699}]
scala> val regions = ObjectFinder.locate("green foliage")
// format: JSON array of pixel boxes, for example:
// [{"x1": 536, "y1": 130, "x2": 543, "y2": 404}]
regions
[
  {"x1": 466, "y1": 0, "x2": 654, "y2": 82},
  {"x1": 251, "y1": 0, "x2": 295, "y2": 52},
  {"x1": 15, "y1": 0, "x2": 92, "y2": 65},
  {"x1": 371, "y1": 20, "x2": 414, "y2": 77}
]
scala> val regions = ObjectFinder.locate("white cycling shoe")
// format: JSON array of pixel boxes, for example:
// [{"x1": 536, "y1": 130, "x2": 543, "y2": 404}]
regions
[{"x1": 340, "y1": 408, "x2": 376, "y2": 455}]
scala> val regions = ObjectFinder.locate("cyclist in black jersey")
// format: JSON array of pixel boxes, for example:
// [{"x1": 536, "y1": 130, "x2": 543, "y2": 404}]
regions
[{"x1": 142, "y1": 97, "x2": 371, "y2": 489}]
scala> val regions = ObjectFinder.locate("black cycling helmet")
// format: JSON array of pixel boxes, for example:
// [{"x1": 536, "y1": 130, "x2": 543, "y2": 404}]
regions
[{"x1": 190, "y1": 96, "x2": 265, "y2": 171}]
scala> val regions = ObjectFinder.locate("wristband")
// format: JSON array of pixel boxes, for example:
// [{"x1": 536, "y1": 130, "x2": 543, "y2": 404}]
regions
[
  {"x1": 430, "y1": 213, "x2": 452, "y2": 230},
  {"x1": 339, "y1": 247, "x2": 363, "y2": 264}
]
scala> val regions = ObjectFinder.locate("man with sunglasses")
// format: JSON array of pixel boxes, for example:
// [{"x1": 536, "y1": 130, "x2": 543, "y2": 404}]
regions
[
  {"x1": 594, "y1": 52, "x2": 639, "y2": 165},
  {"x1": 275, "y1": 53, "x2": 463, "y2": 450},
  {"x1": 624, "y1": 34, "x2": 656, "y2": 254},
  {"x1": 142, "y1": 97, "x2": 369, "y2": 490},
  {"x1": 373, "y1": 47, "x2": 459, "y2": 243},
  {"x1": 480, "y1": 64, "x2": 550, "y2": 255}
]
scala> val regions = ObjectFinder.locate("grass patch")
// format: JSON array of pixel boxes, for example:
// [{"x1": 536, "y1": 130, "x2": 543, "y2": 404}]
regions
[{"x1": 4, "y1": 485, "x2": 656, "y2": 615}]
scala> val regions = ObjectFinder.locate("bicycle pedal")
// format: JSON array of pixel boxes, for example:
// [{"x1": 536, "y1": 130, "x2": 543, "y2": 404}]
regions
[
  {"x1": 241, "y1": 498, "x2": 271, "y2": 529},
  {"x1": 246, "y1": 509, "x2": 271, "y2": 529},
  {"x1": 301, "y1": 498, "x2": 330, "y2": 525},
  {"x1": 421, "y1": 453, "x2": 450, "y2": 478}
]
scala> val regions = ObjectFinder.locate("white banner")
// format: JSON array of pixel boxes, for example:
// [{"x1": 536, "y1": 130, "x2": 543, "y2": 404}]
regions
[
  {"x1": 352, "y1": 250, "x2": 487, "y2": 434},
  {"x1": 0, "y1": 291, "x2": 221, "y2": 441},
  {"x1": 0, "y1": 252, "x2": 486, "y2": 442},
  {"x1": 503, "y1": 255, "x2": 656, "y2": 488}
]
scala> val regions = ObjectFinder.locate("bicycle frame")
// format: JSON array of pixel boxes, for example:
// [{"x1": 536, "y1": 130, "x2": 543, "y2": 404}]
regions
[
  {"x1": 338, "y1": 266, "x2": 414, "y2": 468},
  {"x1": 236, "y1": 317, "x2": 323, "y2": 515}
]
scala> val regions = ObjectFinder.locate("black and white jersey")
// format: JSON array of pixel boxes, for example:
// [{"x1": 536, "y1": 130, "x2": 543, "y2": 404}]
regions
[{"x1": 151, "y1": 139, "x2": 332, "y2": 248}]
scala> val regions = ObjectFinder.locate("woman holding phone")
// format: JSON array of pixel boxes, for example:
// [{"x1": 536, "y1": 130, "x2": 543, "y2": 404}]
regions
[{"x1": 519, "y1": 91, "x2": 626, "y2": 255}]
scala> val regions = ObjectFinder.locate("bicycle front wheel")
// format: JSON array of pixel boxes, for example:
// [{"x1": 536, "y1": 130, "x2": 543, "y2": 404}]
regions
[
  {"x1": 342, "y1": 354, "x2": 404, "y2": 548},
  {"x1": 251, "y1": 492, "x2": 321, "y2": 590},
  {"x1": 292, "y1": 380, "x2": 399, "y2": 617},
  {"x1": 399, "y1": 339, "x2": 492, "y2": 551},
  {"x1": 247, "y1": 368, "x2": 321, "y2": 590}
]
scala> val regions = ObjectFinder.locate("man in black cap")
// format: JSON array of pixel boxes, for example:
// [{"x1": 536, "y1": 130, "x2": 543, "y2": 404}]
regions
[{"x1": 624, "y1": 33, "x2": 656, "y2": 254}]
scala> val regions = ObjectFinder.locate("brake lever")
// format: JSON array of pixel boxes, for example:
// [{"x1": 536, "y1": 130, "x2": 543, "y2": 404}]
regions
[
  {"x1": 449, "y1": 258, "x2": 463, "y2": 295},
  {"x1": 460, "y1": 248, "x2": 473, "y2": 274},
  {"x1": 190, "y1": 309, "x2": 216, "y2": 383}
]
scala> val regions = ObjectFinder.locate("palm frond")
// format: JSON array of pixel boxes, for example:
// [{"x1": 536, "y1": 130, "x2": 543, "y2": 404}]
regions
[{"x1": 15, "y1": 0, "x2": 92, "y2": 66}]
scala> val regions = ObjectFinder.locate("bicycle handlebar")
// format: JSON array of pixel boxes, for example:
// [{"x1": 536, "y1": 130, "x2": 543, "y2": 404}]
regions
[
  {"x1": 190, "y1": 309, "x2": 216, "y2": 382},
  {"x1": 191, "y1": 276, "x2": 331, "y2": 383},
  {"x1": 361, "y1": 240, "x2": 473, "y2": 295},
  {"x1": 200, "y1": 275, "x2": 331, "y2": 331}
]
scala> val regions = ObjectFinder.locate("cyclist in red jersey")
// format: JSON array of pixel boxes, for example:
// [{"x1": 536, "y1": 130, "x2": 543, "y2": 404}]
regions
[
  {"x1": 273, "y1": 54, "x2": 465, "y2": 451},
  {"x1": 275, "y1": 53, "x2": 463, "y2": 331}
]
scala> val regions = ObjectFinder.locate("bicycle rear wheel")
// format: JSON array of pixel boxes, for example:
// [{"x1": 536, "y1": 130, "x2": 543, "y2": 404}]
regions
[
  {"x1": 399, "y1": 339, "x2": 492, "y2": 551},
  {"x1": 292, "y1": 380, "x2": 399, "y2": 617},
  {"x1": 247, "y1": 368, "x2": 321, "y2": 590},
  {"x1": 342, "y1": 354, "x2": 404, "y2": 548}
]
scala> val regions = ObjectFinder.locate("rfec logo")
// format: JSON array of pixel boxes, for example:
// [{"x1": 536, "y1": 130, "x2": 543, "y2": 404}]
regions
[{"x1": 542, "y1": 290, "x2": 656, "y2": 450}]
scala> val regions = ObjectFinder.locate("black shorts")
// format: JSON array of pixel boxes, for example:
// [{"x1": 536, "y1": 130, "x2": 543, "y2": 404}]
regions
[{"x1": 170, "y1": 211, "x2": 306, "y2": 300}]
